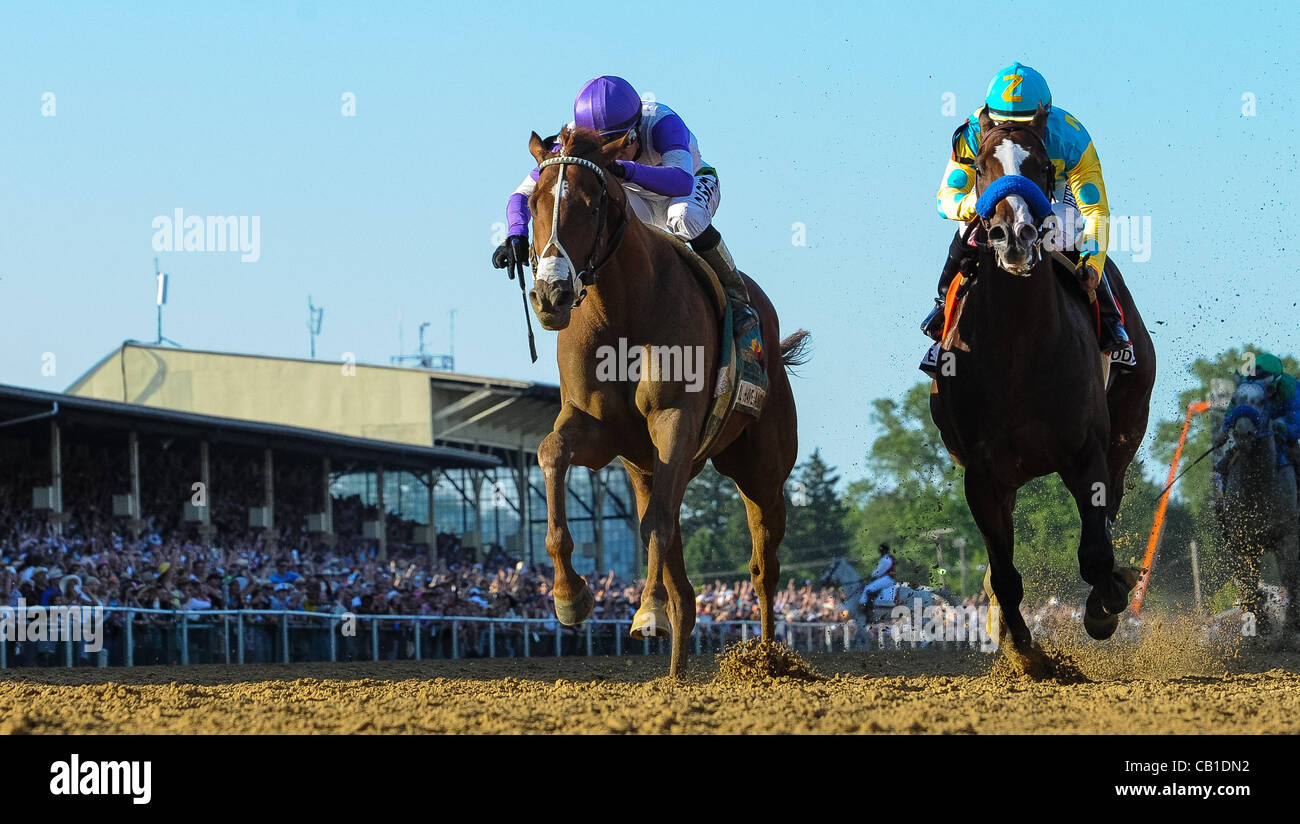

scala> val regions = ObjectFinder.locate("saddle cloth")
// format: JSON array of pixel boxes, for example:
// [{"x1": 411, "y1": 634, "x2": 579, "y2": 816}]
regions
[{"x1": 659, "y1": 233, "x2": 768, "y2": 461}]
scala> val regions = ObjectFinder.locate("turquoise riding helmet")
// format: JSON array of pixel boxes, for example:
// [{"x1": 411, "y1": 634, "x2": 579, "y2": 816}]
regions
[{"x1": 985, "y1": 62, "x2": 1052, "y2": 120}]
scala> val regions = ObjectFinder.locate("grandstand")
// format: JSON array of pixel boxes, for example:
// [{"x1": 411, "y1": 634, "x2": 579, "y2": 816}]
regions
[{"x1": 40, "y1": 342, "x2": 641, "y2": 577}]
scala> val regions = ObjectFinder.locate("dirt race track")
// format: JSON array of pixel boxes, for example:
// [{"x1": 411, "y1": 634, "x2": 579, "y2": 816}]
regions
[{"x1": 3, "y1": 633, "x2": 1300, "y2": 734}]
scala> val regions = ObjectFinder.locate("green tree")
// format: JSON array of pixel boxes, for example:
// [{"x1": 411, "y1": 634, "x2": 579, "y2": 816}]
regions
[
  {"x1": 784, "y1": 448, "x2": 851, "y2": 570},
  {"x1": 843, "y1": 382, "x2": 985, "y2": 595},
  {"x1": 680, "y1": 464, "x2": 749, "y2": 579}
]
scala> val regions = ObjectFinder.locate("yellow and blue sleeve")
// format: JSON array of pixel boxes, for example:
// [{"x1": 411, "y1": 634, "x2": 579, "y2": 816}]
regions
[
  {"x1": 936, "y1": 139, "x2": 977, "y2": 221},
  {"x1": 1066, "y1": 141, "x2": 1111, "y2": 280}
]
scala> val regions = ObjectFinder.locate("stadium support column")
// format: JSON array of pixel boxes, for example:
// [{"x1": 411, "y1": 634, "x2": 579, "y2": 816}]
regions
[
  {"x1": 590, "y1": 468, "x2": 605, "y2": 574},
  {"x1": 322, "y1": 457, "x2": 334, "y2": 536},
  {"x1": 49, "y1": 419, "x2": 64, "y2": 537},
  {"x1": 128, "y1": 431, "x2": 143, "y2": 538},
  {"x1": 199, "y1": 441, "x2": 214, "y2": 541},
  {"x1": 519, "y1": 440, "x2": 532, "y2": 567},
  {"x1": 263, "y1": 448, "x2": 277, "y2": 542},
  {"x1": 427, "y1": 469, "x2": 438, "y2": 546},
  {"x1": 470, "y1": 470, "x2": 484, "y2": 560},
  {"x1": 376, "y1": 466, "x2": 387, "y2": 560}
]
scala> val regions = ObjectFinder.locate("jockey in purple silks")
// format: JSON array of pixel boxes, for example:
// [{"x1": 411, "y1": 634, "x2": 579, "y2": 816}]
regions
[{"x1": 492, "y1": 75, "x2": 756, "y2": 326}]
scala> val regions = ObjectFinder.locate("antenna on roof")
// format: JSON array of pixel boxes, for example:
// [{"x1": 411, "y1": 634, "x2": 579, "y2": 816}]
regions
[
  {"x1": 390, "y1": 309, "x2": 455, "y2": 371},
  {"x1": 153, "y1": 258, "x2": 181, "y2": 347},
  {"x1": 307, "y1": 295, "x2": 325, "y2": 358}
]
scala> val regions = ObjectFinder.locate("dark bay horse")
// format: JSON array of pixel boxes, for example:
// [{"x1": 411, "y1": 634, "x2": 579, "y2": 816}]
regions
[
  {"x1": 523, "y1": 126, "x2": 809, "y2": 677},
  {"x1": 929, "y1": 106, "x2": 1156, "y2": 660},
  {"x1": 1216, "y1": 380, "x2": 1300, "y2": 644}
]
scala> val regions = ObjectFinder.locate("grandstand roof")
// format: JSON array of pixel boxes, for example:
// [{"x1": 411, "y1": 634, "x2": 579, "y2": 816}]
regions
[
  {"x1": 65, "y1": 342, "x2": 561, "y2": 456},
  {"x1": 0, "y1": 383, "x2": 499, "y2": 471}
]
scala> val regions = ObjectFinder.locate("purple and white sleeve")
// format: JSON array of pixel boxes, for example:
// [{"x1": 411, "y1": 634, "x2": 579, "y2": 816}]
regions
[
  {"x1": 506, "y1": 168, "x2": 539, "y2": 238},
  {"x1": 620, "y1": 114, "x2": 694, "y2": 197}
]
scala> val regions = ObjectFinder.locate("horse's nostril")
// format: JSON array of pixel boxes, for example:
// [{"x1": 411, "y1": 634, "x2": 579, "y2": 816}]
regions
[
  {"x1": 989, "y1": 226, "x2": 1007, "y2": 243},
  {"x1": 1015, "y1": 223, "x2": 1037, "y2": 246}
]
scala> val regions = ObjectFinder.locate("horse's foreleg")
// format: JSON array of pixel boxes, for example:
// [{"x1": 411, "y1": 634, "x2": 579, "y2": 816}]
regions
[
  {"x1": 626, "y1": 468, "x2": 669, "y2": 642},
  {"x1": 538, "y1": 408, "x2": 608, "y2": 626},
  {"x1": 964, "y1": 471, "x2": 1031, "y2": 653},
  {"x1": 1062, "y1": 438, "x2": 1137, "y2": 640},
  {"x1": 640, "y1": 409, "x2": 697, "y2": 679}
]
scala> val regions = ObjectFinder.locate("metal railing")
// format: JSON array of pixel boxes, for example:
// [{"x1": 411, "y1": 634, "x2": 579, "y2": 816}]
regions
[{"x1": 0, "y1": 606, "x2": 992, "y2": 669}]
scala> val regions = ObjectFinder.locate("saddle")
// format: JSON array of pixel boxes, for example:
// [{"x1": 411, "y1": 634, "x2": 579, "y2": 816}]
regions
[{"x1": 659, "y1": 232, "x2": 769, "y2": 461}]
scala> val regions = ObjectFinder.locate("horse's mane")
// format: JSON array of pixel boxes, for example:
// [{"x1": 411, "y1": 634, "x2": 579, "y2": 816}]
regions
[{"x1": 559, "y1": 126, "x2": 609, "y2": 159}]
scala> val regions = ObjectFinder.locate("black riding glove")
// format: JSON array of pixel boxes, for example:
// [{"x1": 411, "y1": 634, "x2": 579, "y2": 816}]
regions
[{"x1": 491, "y1": 236, "x2": 530, "y2": 278}]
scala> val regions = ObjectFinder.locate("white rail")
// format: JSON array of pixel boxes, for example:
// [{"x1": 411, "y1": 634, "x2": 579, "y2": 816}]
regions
[{"x1": 0, "y1": 606, "x2": 988, "y2": 669}]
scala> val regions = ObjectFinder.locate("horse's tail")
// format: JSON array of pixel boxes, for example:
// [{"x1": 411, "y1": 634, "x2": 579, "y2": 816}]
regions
[{"x1": 780, "y1": 329, "x2": 812, "y2": 370}]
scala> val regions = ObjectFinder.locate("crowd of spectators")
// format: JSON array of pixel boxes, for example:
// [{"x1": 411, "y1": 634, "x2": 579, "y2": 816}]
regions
[
  {"x1": 1, "y1": 519, "x2": 859, "y2": 628},
  {"x1": 0, "y1": 433, "x2": 1027, "y2": 670}
]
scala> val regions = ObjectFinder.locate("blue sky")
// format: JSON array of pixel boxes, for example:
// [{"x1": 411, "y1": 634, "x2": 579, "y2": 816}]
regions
[{"x1": 1, "y1": 0, "x2": 1297, "y2": 480}]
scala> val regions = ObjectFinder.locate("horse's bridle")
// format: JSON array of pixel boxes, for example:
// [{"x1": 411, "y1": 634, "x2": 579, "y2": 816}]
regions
[
  {"x1": 533, "y1": 154, "x2": 630, "y2": 307},
  {"x1": 974, "y1": 121, "x2": 1055, "y2": 234}
]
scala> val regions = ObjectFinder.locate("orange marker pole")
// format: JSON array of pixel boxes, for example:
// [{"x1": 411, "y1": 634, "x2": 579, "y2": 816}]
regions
[{"x1": 1133, "y1": 400, "x2": 1212, "y2": 614}]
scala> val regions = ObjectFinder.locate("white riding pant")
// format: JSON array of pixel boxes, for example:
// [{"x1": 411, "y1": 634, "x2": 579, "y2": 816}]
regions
[
  {"x1": 1042, "y1": 201, "x2": 1085, "y2": 253},
  {"x1": 624, "y1": 172, "x2": 720, "y2": 242},
  {"x1": 861, "y1": 575, "x2": 896, "y2": 604}
]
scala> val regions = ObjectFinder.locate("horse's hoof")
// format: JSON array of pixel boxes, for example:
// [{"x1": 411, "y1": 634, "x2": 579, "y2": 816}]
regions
[
  {"x1": 1084, "y1": 589, "x2": 1119, "y2": 640},
  {"x1": 553, "y1": 581, "x2": 594, "y2": 626},
  {"x1": 1095, "y1": 568, "x2": 1140, "y2": 616},
  {"x1": 629, "y1": 603, "x2": 671, "y2": 640},
  {"x1": 1116, "y1": 566, "x2": 1143, "y2": 590}
]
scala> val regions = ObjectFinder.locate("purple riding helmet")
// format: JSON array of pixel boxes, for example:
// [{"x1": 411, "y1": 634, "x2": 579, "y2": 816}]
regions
[{"x1": 573, "y1": 75, "x2": 643, "y2": 138}]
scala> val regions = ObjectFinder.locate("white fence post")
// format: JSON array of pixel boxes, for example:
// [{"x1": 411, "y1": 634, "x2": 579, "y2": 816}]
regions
[
  {"x1": 180, "y1": 613, "x2": 189, "y2": 666},
  {"x1": 329, "y1": 615, "x2": 337, "y2": 663}
]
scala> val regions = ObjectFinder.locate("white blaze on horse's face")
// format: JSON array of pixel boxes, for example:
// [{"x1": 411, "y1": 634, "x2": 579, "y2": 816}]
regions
[
  {"x1": 991, "y1": 136, "x2": 1040, "y2": 276},
  {"x1": 536, "y1": 170, "x2": 579, "y2": 287}
]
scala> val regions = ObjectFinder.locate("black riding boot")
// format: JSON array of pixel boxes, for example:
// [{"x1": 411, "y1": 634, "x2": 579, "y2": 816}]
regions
[
  {"x1": 922, "y1": 228, "x2": 977, "y2": 340},
  {"x1": 1094, "y1": 263, "x2": 1136, "y2": 369}
]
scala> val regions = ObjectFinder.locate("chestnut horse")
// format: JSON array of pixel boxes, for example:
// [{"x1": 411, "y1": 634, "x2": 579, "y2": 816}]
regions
[
  {"x1": 522, "y1": 126, "x2": 809, "y2": 678},
  {"x1": 929, "y1": 105, "x2": 1156, "y2": 661}
]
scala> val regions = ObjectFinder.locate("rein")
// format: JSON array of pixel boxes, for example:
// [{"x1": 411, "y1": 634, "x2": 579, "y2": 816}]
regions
[{"x1": 535, "y1": 154, "x2": 630, "y2": 308}]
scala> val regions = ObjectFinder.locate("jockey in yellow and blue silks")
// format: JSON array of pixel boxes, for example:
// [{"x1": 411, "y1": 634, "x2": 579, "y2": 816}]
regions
[{"x1": 922, "y1": 62, "x2": 1135, "y2": 368}]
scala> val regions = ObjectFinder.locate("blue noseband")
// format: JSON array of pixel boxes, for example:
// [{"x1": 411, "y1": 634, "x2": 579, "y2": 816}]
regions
[{"x1": 975, "y1": 174, "x2": 1053, "y2": 223}]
